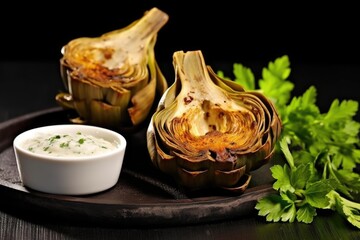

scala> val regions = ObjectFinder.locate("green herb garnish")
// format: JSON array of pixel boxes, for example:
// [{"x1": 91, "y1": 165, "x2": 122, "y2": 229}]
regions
[
  {"x1": 219, "y1": 55, "x2": 360, "y2": 229},
  {"x1": 48, "y1": 135, "x2": 61, "y2": 143},
  {"x1": 60, "y1": 142, "x2": 70, "y2": 148}
]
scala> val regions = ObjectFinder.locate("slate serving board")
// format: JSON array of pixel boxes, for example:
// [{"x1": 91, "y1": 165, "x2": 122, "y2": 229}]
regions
[{"x1": 0, "y1": 107, "x2": 274, "y2": 227}]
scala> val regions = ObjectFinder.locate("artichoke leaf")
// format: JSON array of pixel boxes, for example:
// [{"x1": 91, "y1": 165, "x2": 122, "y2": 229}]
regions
[
  {"x1": 147, "y1": 50, "x2": 282, "y2": 194},
  {"x1": 128, "y1": 35, "x2": 160, "y2": 126}
]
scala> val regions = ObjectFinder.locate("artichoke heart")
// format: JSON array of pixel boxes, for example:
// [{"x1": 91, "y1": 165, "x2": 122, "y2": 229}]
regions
[
  {"x1": 56, "y1": 7, "x2": 169, "y2": 131},
  {"x1": 147, "y1": 50, "x2": 282, "y2": 194}
]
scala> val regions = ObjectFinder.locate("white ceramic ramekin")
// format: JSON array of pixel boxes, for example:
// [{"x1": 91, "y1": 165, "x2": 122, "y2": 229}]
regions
[{"x1": 13, "y1": 124, "x2": 127, "y2": 195}]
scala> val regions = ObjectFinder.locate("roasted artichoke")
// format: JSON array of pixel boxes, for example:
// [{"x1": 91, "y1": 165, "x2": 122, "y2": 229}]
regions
[
  {"x1": 147, "y1": 50, "x2": 282, "y2": 194},
  {"x1": 56, "y1": 7, "x2": 169, "y2": 132}
]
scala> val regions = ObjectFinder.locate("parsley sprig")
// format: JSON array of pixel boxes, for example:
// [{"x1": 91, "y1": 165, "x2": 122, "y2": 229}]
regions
[{"x1": 218, "y1": 56, "x2": 360, "y2": 229}]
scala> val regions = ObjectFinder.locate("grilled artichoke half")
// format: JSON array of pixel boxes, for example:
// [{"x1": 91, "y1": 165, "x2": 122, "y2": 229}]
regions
[
  {"x1": 56, "y1": 7, "x2": 169, "y2": 132},
  {"x1": 147, "y1": 50, "x2": 282, "y2": 194}
]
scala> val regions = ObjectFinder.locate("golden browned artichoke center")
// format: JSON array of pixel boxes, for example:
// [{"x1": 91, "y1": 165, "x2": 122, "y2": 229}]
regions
[
  {"x1": 171, "y1": 102, "x2": 257, "y2": 153},
  {"x1": 66, "y1": 45, "x2": 147, "y2": 85}
]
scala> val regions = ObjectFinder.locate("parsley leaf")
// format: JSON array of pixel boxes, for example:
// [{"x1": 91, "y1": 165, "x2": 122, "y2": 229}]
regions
[
  {"x1": 232, "y1": 63, "x2": 255, "y2": 90},
  {"x1": 258, "y1": 55, "x2": 294, "y2": 111},
  {"x1": 271, "y1": 164, "x2": 293, "y2": 192},
  {"x1": 304, "y1": 180, "x2": 333, "y2": 208},
  {"x1": 327, "y1": 190, "x2": 360, "y2": 229},
  {"x1": 296, "y1": 203, "x2": 317, "y2": 223},
  {"x1": 256, "y1": 193, "x2": 296, "y2": 222}
]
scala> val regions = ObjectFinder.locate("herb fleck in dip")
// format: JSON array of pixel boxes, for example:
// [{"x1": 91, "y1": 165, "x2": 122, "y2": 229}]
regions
[{"x1": 22, "y1": 132, "x2": 118, "y2": 157}]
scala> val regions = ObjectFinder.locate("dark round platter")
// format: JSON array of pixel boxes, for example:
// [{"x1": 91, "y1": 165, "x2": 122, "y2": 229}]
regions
[{"x1": 0, "y1": 107, "x2": 275, "y2": 227}]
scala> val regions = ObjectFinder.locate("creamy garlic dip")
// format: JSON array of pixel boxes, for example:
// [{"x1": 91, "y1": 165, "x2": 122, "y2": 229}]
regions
[{"x1": 22, "y1": 132, "x2": 118, "y2": 157}]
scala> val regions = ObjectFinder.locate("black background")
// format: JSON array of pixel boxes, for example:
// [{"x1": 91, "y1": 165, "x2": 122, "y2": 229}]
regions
[
  {"x1": 2, "y1": 1, "x2": 360, "y2": 66},
  {"x1": 1, "y1": 1, "x2": 360, "y2": 116}
]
